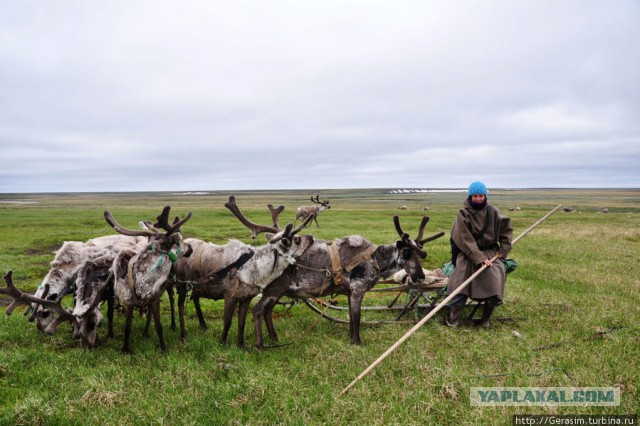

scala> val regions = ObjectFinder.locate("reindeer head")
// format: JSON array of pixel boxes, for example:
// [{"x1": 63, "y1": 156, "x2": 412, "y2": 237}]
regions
[
  {"x1": 31, "y1": 234, "x2": 147, "y2": 335},
  {"x1": 105, "y1": 206, "x2": 192, "y2": 305},
  {"x1": 105, "y1": 206, "x2": 192, "y2": 259},
  {"x1": 311, "y1": 195, "x2": 331, "y2": 211},
  {"x1": 28, "y1": 241, "x2": 87, "y2": 333},
  {"x1": 391, "y1": 215, "x2": 445, "y2": 284},
  {"x1": 1, "y1": 271, "x2": 105, "y2": 346},
  {"x1": 225, "y1": 196, "x2": 315, "y2": 265},
  {"x1": 66, "y1": 249, "x2": 119, "y2": 348},
  {"x1": 266, "y1": 223, "x2": 316, "y2": 265}
]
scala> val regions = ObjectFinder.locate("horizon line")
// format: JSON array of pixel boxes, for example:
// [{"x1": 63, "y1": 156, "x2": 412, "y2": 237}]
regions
[{"x1": 2, "y1": 186, "x2": 639, "y2": 196}]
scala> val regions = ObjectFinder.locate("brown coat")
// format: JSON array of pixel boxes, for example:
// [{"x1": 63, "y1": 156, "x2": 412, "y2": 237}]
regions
[{"x1": 446, "y1": 200, "x2": 513, "y2": 301}]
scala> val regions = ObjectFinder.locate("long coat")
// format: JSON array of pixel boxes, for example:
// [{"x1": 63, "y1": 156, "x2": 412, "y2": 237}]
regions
[{"x1": 446, "y1": 199, "x2": 513, "y2": 301}]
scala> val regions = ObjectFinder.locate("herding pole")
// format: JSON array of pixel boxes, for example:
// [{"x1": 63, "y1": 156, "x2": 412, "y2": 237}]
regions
[{"x1": 340, "y1": 204, "x2": 563, "y2": 395}]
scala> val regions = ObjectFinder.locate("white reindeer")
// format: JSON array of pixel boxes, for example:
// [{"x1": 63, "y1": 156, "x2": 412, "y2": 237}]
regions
[
  {"x1": 172, "y1": 196, "x2": 315, "y2": 349},
  {"x1": 26, "y1": 235, "x2": 147, "y2": 342}
]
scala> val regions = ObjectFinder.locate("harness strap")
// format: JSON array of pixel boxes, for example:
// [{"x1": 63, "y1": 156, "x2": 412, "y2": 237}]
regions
[
  {"x1": 127, "y1": 257, "x2": 135, "y2": 292},
  {"x1": 126, "y1": 256, "x2": 141, "y2": 305},
  {"x1": 326, "y1": 242, "x2": 345, "y2": 285},
  {"x1": 211, "y1": 251, "x2": 255, "y2": 281},
  {"x1": 325, "y1": 241, "x2": 379, "y2": 285},
  {"x1": 344, "y1": 243, "x2": 379, "y2": 273}
]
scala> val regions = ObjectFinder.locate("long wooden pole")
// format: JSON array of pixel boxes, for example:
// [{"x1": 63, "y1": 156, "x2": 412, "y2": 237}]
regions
[{"x1": 340, "y1": 204, "x2": 563, "y2": 395}]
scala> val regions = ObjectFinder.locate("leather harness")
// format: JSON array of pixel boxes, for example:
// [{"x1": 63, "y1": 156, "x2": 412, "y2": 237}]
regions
[{"x1": 325, "y1": 240, "x2": 379, "y2": 285}]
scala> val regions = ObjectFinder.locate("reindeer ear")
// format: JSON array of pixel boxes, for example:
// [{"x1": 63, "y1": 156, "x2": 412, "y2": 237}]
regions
[{"x1": 265, "y1": 232, "x2": 275, "y2": 240}]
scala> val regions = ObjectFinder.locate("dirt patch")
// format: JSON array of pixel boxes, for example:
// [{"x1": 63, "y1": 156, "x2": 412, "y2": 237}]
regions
[{"x1": 25, "y1": 244, "x2": 60, "y2": 256}]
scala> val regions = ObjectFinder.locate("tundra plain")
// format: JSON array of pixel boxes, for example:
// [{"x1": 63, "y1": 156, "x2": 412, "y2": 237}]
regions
[{"x1": 0, "y1": 188, "x2": 638, "y2": 425}]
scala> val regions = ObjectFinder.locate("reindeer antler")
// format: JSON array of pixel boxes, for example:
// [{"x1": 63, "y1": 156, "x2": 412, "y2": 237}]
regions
[
  {"x1": 105, "y1": 206, "x2": 191, "y2": 237},
  {"x1": 153, "y1": 206, "x2": 192, "y2": 234},
  {"x1": 393, "y1": 216, "x2": 427, "y2": 259},
  {"x1": 105, "y1": 211, "x2": 157, "y2": 237},
  {"x1": 414, "y1": 216, "x2": 429, "y2": 242},
  {"x1": 226, "y1": 196, "x2": 313, "y2": 240},
  {"x1": 268, "y1": 202, "x2": 313, "y2": 241},
  {"x1": 2, "y1": 271, "x2": 76, "y2": 334},
  {"x1": 393, "y1": 215, "x2": 445, "y2": 259},
  {"x1": 1, "y1": 271, "x2": 26, "y2": 315},
  {"x1": 311, "y1": 195, "x2": 330, "y2": 207},
  {"x1": 290, "y1": 214, "x2": 314, "y2": 235},
  {"x1": 23, "y1": 284, "x2": 50, "y2": 321},
  {"x1": 225, "y1": 196, "x2": 281, "y2": 239},
  {"x1": 419, "y1": 231, "x2": 445, "y2": 244},
  {"x1": 267, "y1": 204, "x2": 285, "y2": 230}
]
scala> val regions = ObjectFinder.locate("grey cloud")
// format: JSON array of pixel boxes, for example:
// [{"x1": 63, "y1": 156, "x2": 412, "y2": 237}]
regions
[{"x1": 1, "y1": 1, "x2": 639, "y2": 192}]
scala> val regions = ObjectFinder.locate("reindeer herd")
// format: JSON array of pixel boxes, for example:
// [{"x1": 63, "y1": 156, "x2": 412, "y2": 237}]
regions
[{"x1": 1, "y1": 196, "x2": 443, "y2": 354}]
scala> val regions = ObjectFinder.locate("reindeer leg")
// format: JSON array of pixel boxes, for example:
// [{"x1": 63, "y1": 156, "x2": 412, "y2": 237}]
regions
[
  {"x1": 152, "y1": 300, "x2": 167, "y2": 352},
  {"x1": 192, "y1": 295, "x2": 208, "y2": 330},
  {"x1": 264, "y1": 299, "x2": 279, "y2": 342},
  {"x1": 166, "y1": 285, "x2": 176, "y2": 331},
  {"x1": 122, "y1": 305, "x2": 134, "y2": 354},
  {"x1": 221, "y1": 297, "x2": 237, "y2": 345},
  {"x1": 143, "y1": 309, "x2": 152, "y2": 337},
  {"x1": 253, "y1": 300, "x2": 265, "y2": 350},
  {"x1": 177, "y1": 286, "x2": 187, "y2": 341},
  {"x1": 107, "y1": 296, "x2": 114, "y2": 339},
  {"x1": 236, "y1": 299, "x2": 251, "y2": 350},
  {"x1": 106, "y1": 286, "x2": 114, "y2": 339},
  {"x1": 348, "y1": 291, "x2": 366, "y2": 345}
]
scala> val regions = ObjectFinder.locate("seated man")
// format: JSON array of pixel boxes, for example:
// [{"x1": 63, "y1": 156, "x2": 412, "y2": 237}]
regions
[{"x1": 446, "y1": 181, "x2": 513, "y2": 327}]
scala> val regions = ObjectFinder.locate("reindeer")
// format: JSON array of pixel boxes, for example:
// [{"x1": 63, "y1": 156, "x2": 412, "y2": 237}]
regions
[
  {"x1": 1, "y1": 270, "x2": 109, "y2": 348},
  {"x1": 172, "y1": 196, "x2": 315, "y2": 349},
  {"x1": 236, "y1": 213, "x2": 444, "y2": 349},
  {"x1": 106, "y1": 206, "x2": 192, "y2": 353},
  {"x1": 295, "y1": 195, "x2": 330, "y2": 228},
  {"x1": 26, "y1": 234, "x2": 147, "y2": 338}
]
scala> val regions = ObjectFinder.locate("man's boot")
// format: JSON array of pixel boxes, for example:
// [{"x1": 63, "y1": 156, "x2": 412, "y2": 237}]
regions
[
  {"x1": 446, "y1": 304, "x2": 463, "y2": 328},
  {"x1": 479, "y1": 300, "x2": 496, "y2": 328}
]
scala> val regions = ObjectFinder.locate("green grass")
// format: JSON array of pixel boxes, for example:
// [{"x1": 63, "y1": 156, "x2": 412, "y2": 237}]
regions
[{"x1": 0, "y1": 189, "x2": 639, "y2": 425}]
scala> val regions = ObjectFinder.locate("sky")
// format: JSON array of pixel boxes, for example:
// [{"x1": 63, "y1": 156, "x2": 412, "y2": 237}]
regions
[{"x1": 1, "y1": 1, "x2": 639, "y2": 193}]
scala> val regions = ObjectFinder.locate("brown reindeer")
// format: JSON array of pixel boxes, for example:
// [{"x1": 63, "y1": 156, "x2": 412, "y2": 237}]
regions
[
  {"x1": 172, "y1": 196, "x2": 314, "y2": 349},
  {"x1": 106, "y1": 206, "x2": 192, "y2": 353},
  {"x1": 295, "y1": 195, "x2": 330, "y2": 228},
  {"x1": 236, "y1": 213, "x2": 444, "y2": 349}
]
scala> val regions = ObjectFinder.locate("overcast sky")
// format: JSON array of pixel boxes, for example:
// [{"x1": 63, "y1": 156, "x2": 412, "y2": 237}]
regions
[{"x1": 1, "y1": 1, "x2": 638, "y2": 193}]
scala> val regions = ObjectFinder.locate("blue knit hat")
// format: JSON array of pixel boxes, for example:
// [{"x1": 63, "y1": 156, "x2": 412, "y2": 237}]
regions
[{"x1": 468, "y1": 181, "x2": 488, "y2": 196}]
